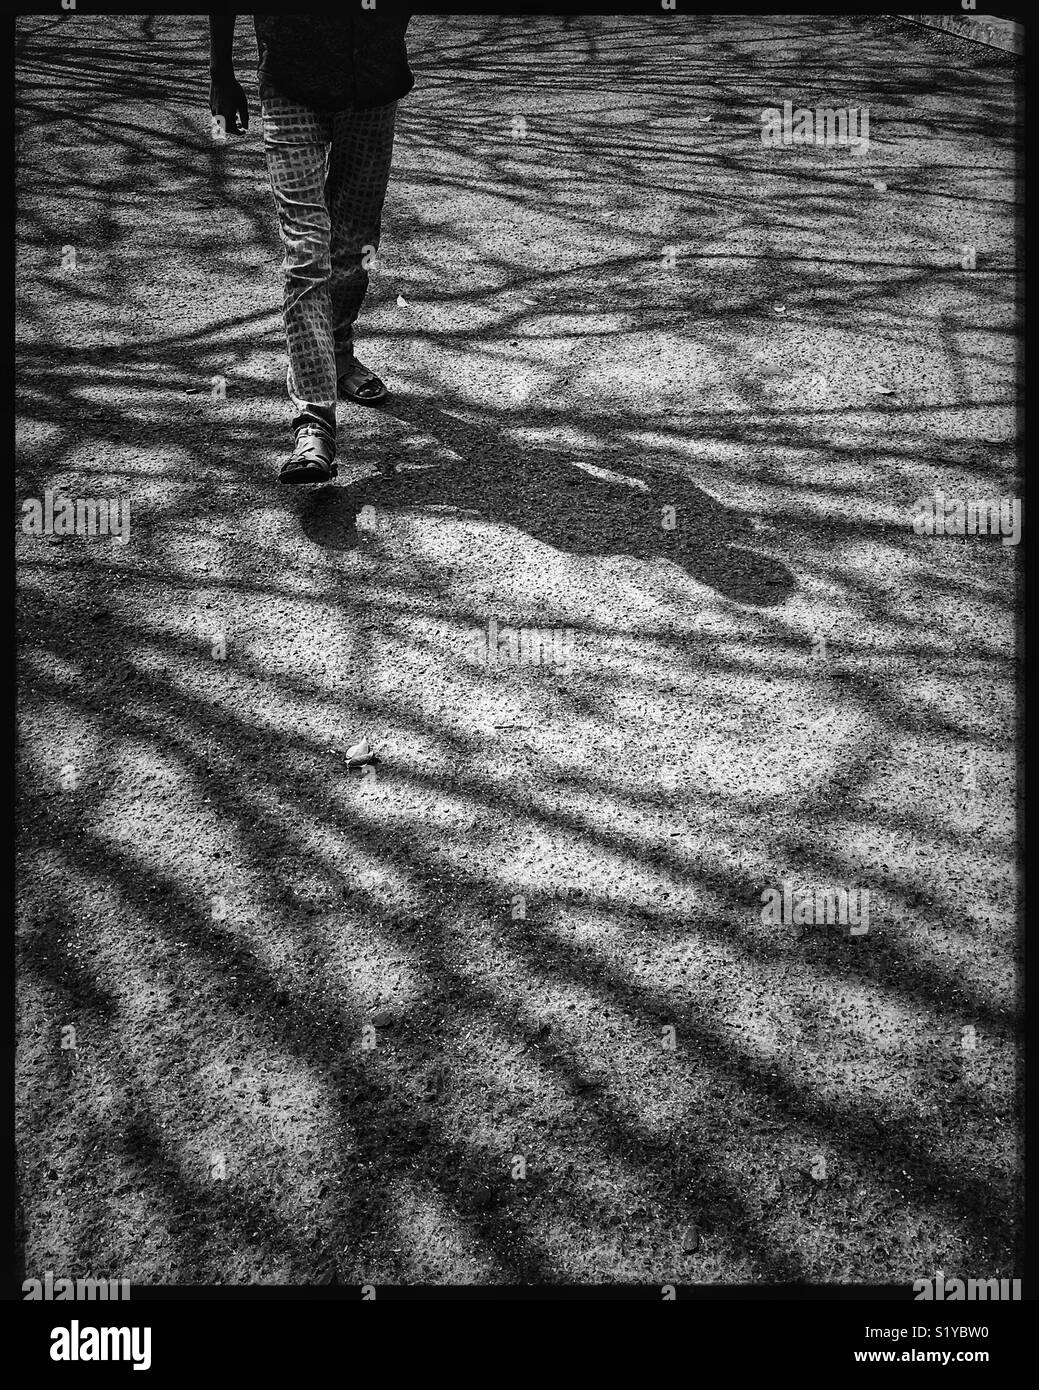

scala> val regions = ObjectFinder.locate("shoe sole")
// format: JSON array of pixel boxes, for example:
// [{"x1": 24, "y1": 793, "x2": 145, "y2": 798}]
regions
[{"x1": 279, "y1": 460, "x2": 339, "y2": 485}]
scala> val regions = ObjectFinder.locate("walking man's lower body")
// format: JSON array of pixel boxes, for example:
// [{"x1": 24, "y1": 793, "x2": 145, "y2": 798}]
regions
[{"x1": 261, "y1": 82, "x2": 398, "y2": 483}]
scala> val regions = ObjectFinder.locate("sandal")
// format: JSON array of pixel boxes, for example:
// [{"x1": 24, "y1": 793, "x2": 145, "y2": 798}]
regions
[
  {"x1": 337, "y1": 358, "x2": 388, "y2": 406},
  {"x1": 279, "y1": 424, "x2": 338, "y2": 485}
]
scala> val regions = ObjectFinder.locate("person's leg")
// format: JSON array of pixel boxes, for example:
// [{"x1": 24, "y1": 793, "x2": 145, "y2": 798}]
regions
[
  {"x1": 260, "y1": 81, "x2": 338, "y2": 441},
  {"x1": 325, "y1": 100, "x2": 398, "y2": 398}
]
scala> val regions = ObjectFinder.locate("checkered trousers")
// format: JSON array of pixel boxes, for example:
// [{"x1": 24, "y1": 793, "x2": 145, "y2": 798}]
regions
[{"x1": 260, "y1": 83, "x2": 398, "y2": 437}]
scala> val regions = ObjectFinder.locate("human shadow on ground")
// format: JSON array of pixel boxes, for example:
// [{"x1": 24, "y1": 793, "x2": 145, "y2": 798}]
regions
[{"x1": 298, "y1": 393, "x2": 796, "y2": 607}]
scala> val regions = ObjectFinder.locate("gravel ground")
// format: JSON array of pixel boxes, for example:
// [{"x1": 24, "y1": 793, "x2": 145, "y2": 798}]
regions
[{"x1": 15, "y1": 13, "x2": 1021, "y2": 1285}]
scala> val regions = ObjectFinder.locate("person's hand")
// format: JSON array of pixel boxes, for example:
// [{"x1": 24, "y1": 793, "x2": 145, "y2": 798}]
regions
[{"x1": 209, "y1": 68, "x2": 249, "y2": 135}]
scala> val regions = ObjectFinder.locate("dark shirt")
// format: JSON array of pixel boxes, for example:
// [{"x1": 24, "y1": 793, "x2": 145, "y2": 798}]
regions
[{"x1": 254, "y1": 12, "x2": 413, "y2": 111}]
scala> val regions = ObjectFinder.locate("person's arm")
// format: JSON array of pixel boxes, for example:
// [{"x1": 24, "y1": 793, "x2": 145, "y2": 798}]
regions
[
  {"x1": 208, "y1": 14, "x2": 249, "y2": 134},
  {"x1": 209, "y1": 14, "x2": 236, "y2": 74}
]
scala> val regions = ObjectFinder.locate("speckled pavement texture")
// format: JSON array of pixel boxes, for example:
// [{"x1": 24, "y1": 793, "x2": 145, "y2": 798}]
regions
[{"x1": 15, "y1": 13, "x2": 1021, "y2": 1285}]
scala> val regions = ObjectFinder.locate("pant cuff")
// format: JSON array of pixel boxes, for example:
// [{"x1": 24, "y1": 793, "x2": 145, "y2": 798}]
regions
[{"x1": 292, "y1": 405, "x2": 336, "y2": 438}]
